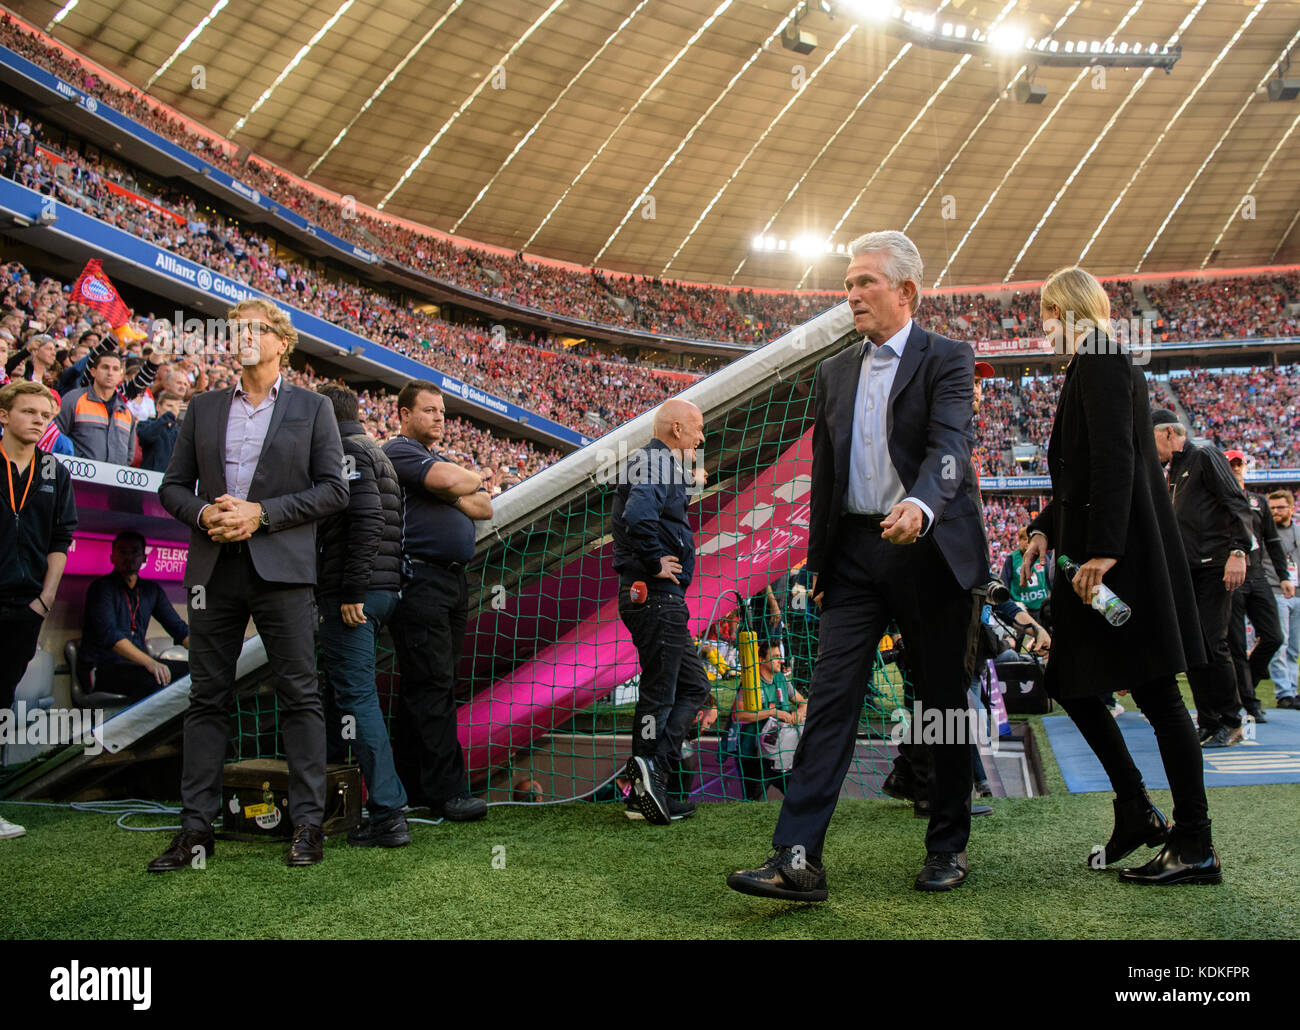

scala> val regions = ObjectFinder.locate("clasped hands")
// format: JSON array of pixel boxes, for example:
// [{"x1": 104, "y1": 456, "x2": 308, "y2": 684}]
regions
[{"x1": 202, "y1": 494, "x2": 263, "y2": 543}]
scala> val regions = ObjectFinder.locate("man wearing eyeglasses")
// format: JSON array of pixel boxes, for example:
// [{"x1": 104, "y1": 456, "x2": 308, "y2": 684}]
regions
[{"x1": 154, "y1": 299, "x2": 347, "y2": 871}]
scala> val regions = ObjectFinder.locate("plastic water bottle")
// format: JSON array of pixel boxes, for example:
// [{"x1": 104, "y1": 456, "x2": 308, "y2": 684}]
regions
[{"x1": 1058, "y1": 555, "x2": 1131, "y2": 627}]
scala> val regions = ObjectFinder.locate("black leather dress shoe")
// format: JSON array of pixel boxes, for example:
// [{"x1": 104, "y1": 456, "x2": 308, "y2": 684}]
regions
[
  {"x1": 1247, "y1": 708, "x2": 1267, "y2": 724},
  {"x1": 914, "y1": 851, "x2": 968, "y2": 891},
  {"x1": 881, "y1": 769, "x2": 917, "y2": 803},
  {"x1": 438, "y1": 793, "x2": 487, "y2": 822},
  {"x1": 727, "y1": 846, "x2": 828, "y2": 902},
  {"x1": 1089, "y1": 795, "x2": 1169, "y2": 868},
  {"x1": 1276, "y1": 696, "x2": 1297, "y2": 709},
  {"x1": 147, "y1": 829, "x2": 215, "y2": 872},
  {"x1": 1118, "y1": 824, "x2": 1221, "y2": 886},
  {"x1": 347, "y1": 811, "x2": 411, "y2": 848},
  {"x1": 286, "y1": 823, "x2": 324, "y2": 866}
]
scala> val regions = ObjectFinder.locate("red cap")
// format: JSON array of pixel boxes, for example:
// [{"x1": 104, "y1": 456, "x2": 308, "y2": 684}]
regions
[
  {"x1": 974, "y1": 361, "x2": 996, "y2": 378},
  {"x1": 1225, "y1": 449, "x2": 1247, "y2": 463}
]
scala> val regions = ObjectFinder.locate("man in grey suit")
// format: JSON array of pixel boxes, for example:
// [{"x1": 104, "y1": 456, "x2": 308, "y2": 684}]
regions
[{"x1": 150, "y1": 298, "x2": 347, "y2": 871}]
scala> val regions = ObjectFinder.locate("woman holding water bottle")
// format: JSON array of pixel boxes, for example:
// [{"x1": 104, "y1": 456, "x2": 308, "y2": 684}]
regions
[{"x1": 1020, "y1": 266, "x2": 1222, "y2": 886}]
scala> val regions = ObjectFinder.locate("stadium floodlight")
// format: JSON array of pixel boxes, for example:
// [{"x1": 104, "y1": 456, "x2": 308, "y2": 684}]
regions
[
  {"x1": 955, "y1": 24, "x2": 966, "y2": 39},
  {"x1": 848, "y1": 0, "x2": 892, "y2": 21},
  {"x1": 988, "y1": 27, "x2": 1023, "y2": 53},
  {"x1": 752, "y1": 235, "x2": 766, "y2": 251}
]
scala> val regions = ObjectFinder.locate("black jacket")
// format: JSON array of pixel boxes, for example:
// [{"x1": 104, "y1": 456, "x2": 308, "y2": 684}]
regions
[
  {"x1": 1245, "y1": 490, "x2": 1288, "y2": 581},
  {"x1": 807, "y1": 322, "x2": 988, "y2": 590},
  {"x1": 1029, "y1": 343, "x2": 1205, "y2": 699},
  {"x1": 1167, "y1": 439, "x2": 1254, "y2": 568},
  {"x1": 0, "y1": 446, "x2": 78, "y2": 606},
  {"x1": 612, "y1": 439, "x2": 696, "y2": 595},
  {"x1": 137, "y1": 410, "x2": 179, "y2": 472},
  {"x1": 317, "y1": 420, "x2": 402, "y2": 602}
]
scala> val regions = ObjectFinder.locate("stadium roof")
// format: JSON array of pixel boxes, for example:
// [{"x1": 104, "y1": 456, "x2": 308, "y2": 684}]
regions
[{"x1": 18, "y1": 0, "x2": 1300, "y2": 289}]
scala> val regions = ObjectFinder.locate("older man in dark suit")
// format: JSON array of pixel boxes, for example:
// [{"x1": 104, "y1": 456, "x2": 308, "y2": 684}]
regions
[
  {"x1": 150, "y1": 299, "x2": 347, "y2": 871},
  {"x1": 728, "y1": 230, "x2": 988, "y2": 899}
]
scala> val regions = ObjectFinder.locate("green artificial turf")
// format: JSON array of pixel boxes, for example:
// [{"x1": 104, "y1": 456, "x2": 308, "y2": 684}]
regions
[
  {"x1": 2, "y1": 781, "x2": 1295, "y2": 940},
  {"x1": 3, "y1": 677, "x2": 1294, "y2": 940}
]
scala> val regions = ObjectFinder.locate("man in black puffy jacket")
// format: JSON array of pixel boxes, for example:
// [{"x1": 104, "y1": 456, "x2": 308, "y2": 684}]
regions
[{"x1": 315, "y1": 385, "x2": 410, "y2": 848}]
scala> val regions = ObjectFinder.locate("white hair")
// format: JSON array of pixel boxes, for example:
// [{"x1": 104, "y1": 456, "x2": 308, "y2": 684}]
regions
[{"x1": 847, "y1": 230, "x2": 924, "y2": 313}]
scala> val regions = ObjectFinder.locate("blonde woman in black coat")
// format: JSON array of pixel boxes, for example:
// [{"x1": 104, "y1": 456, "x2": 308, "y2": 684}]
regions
[{"x1": 1021, "y1": 266, "x2": 1221, "y2": 885}]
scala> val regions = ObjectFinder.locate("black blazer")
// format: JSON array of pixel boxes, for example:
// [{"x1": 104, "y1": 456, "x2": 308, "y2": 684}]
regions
[
  {"x1": 1029, "y1": 340, "x2": 1205, "y2": 698},
  {"x1": 807, "y1": 322, "x2": 988, "y2": 591},
  {"x1": 159, "y1": 380, "x2": 348, "y2": 588}
]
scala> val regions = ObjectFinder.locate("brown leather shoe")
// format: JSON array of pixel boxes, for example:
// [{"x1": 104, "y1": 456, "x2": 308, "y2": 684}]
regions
[
  {"x1": 147, "y1": 829, "x2": 215, "y2": 872},
  {"x1": 286, "y1": 823, "x2": 324, "y2": 866}
]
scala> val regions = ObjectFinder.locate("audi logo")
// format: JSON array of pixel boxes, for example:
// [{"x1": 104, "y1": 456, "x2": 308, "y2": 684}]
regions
[
  {"x1": 115, "y1": 469, "x2": 152, "y2": 487},
  {"x1": 62, "y1": 459, "x2": 96, "y2": 478}
]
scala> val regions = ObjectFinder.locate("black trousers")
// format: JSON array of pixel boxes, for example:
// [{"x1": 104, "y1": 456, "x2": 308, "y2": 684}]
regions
[
  {"x1": 0, "y1": 605, "x2": 44, "y2": 711},
  {"x1": 80, "y1": 659, "x2": 190, "y2": 703},
  {"x1": 773, "y1": 521, "x2": 980, "y2": 861},
  {"x1": 390, "y1": 564, "x2": 471, "y2": 808},
  {"x1": 1057, "y1": 675, "x2": 1209, "y2": 832},
  {"x1": 738, "y1": 748, "x2": 791, "y2": 801},
  {"x1": 619, "y1": 587, "x2": 711, "y2": 765},
  {"x1": 1228, "y1": 571, "x2": 1283, "y2": 714},
  {"x1": 1186, "y1": 565, "x2": 1243, "y2": 732},
  {"x1": 181, "y1": 548, "x2": 325, "y2": 832}
]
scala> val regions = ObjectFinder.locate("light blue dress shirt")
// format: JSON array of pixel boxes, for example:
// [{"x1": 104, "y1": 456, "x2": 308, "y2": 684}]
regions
[{"x1": 843, "y1": 320, "x2": 934, "y2": 531}]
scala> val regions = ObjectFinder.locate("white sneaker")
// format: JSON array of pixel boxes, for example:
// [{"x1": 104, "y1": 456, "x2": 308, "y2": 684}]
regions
[
  {"x1": 1109, "y1": 700, "x2": 1126, "y2": 717},
  {"x1": 0, "y1": 815, "x2": 26, "y2": 839}
]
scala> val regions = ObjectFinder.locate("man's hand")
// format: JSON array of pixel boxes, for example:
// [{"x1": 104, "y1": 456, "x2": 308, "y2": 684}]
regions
[
  {"x1": 27, "y1": 594, "x2": 51, "y2": 619},
  {"x1": 1224, "y1": 553, "x2": 1247, "y2": 592},
  {"x1": 1073, "y1": 556, "x2": 1117, "y2": 605},
  {"x1": 1026, "y1": 624, "x2": 1051, "y2": 654},
  {"x1": 340, "y1": 602, "x2": 367, "y2": 628},
  {"x1": 811, "y1": 573, "x2": 823, "y2": 608},
  {"x1": 654, "y1": 555, "x2": 682, "y2": 584},
  {"x1": 1021, "y1": 532, "x2": 1049, "y2": 587},
  {"x1": 149, "y1": 660, "x2": 172, "y2": 686},
  {"x1": 206, "y1": 495, "x2": 262, "y2": 543},
  {"x1": 775, "y1": 709, "x2": 797, "y2": 725},
  {"x1": 1284, "y1": 580, "x2": 1295, "y2": 600},
  {"x1": 880, "y1": 500, "x2": 925, "y2": 545}
]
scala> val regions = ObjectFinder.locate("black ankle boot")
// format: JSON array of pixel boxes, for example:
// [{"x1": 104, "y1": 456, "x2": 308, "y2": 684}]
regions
[
  {"x1": 1088, "y1": 795, "x2": 1169, "y2": 869},
  {"x1": 1117, "y1": 822, "x2": 1222, "y2": 885}
]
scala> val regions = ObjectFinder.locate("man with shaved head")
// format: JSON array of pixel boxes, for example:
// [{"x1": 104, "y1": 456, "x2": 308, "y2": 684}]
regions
[{"x1": 612, "y1": 397, "x2": 710, "y2": 824}]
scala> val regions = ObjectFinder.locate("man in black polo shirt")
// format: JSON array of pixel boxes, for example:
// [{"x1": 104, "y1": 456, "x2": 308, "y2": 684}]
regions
[
  {"x1": 384, "y1": 380, "x2": 491, "y2": 822},
  {"x1": 79, "y1": 530, "x2": 190, "y2": 701},
  {"x1": 613, "y1": 398, "x2": 711, "y2": 825}
]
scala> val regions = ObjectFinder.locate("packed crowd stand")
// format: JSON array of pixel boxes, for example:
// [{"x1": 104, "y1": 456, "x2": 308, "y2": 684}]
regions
[
  {"x1": 0, "y1": 261, "x2": 558, "y2": 491},
  {"x1": 3, "y1": 14, "x2": 1300, "y2": 350}
]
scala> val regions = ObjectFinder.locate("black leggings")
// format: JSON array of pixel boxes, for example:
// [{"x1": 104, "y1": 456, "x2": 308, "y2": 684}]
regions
[{"x1": 1057, "y1": 675, "x2": 1209, "y2": 832}]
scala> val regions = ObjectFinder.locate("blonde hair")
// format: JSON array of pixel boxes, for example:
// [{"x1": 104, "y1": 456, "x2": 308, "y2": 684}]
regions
[
  {"x1": 0, "y1": 379, "x2": 57, "y2": 413},
  {"x1": 1041, "y1": 266, "x2": 1111, "y2": 339},
  {"x1": 227, "y1": 298, "x2": 297, "y2": 365}
]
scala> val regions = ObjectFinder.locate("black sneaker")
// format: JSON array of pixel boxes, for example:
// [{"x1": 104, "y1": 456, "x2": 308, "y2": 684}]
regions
[
  {"x1": 348, "y1": 811, "x2": 412, "y2": 848},
  {"x1": 627, "y1": 755, "x2": 671, "y2": 825},
  {"x1": 624, "y1": 796, "x2": 696, "y2": 821},
  {"x1": 438, "y1": 793, "x2": 487, "y2": 821},
  {"x1": 1201, "y1": 725, "x2": 1243, "y2": 749},
  {"x1": 727, "y1": 846, "x2": 828, "y2": 901}
]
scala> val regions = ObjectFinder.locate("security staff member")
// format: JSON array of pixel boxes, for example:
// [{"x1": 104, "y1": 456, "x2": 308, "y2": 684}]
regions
[
  {"x1": 1152, "y1": 410, "x2": 1254, "y2": 748},
  {"x1": 1224, "y1": 449, "x2": 1286, "y2": 724},
  {"x1": 612, "y1": 398, "x2": 711, "y2": 825},
  {"x1": 384, "y1": 380, "x2": 491, "y2": 822}
]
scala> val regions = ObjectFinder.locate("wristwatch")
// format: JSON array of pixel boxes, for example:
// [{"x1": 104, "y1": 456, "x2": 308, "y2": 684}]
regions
[
  {"x1": 1229, "y1": 549, "x2": 1246, "y2": 559},
  {"x1": 258, "y1": 505, "x2": 270, "y2": 530}
]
